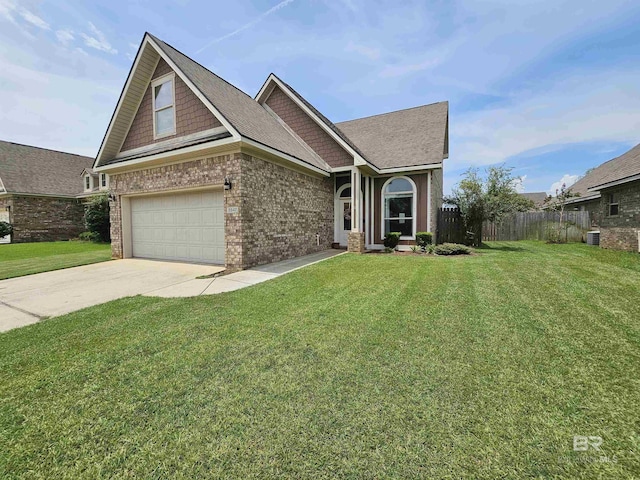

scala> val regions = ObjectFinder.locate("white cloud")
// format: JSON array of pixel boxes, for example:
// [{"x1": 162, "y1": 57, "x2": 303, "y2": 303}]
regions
[
  {"x1": 55, "y1": 29, "x2": 74, "y2": 46},
  {"x1": 0, "y1": 0, "x2": 15, "y2": 22},
  {"x1": 126, "y1": 42, "x2": 139, "y2": 61},
  {"x1": 18, "y1": 8, "x2": 49, "y2": 30},
  {"x1": 0, "y1": 36, "x2": 123, "y2": 156},
  {"x1": 196, "y1": 0, "x2": 296, "y2": 53},
  {"x1": 345, "y1": 41, "x2": 380, "y2": 61},
  {"x1": 512, "y1": 175, "x2": 527, "y2": 193},
  {"x1": 81, "y1": 22, "x2": 117, "y2": 54},
  {"x1": 548, "y1": 174, "x2": 580, "y2": 195},
  {"x1": 451, "y1": 69, "x2": 640, "y2": 170}
]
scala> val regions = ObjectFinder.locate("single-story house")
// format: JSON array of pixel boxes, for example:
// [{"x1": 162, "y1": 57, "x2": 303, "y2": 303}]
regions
[
  {"x1": 93, "y1": 33, "x2": 448, "y2": 270},
  {"x1": 586, "y1": 143, "x2": 640, "y2": 251},
  {"x1": 564, "y1": 169, "x2": 604, "y2": 228},
  {"x1": 0, "y1": 141, "x2": 95, "y2": 243},
  {"x1": 519, "y1": 192, "x2": 548, "y2": 210}
]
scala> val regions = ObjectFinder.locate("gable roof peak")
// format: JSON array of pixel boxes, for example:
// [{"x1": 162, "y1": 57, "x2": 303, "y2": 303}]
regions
[{"x1": 96, "y1": 33, "x2": 330, "y2": 173}]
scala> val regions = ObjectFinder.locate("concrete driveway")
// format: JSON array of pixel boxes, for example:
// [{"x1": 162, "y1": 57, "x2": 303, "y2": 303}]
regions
[
  {"x1": 0, "y1": 259, "x2": 224, "y2": 332},
  {"x1": 0, "y1": 250, "x2": 344, "y2": 333}
]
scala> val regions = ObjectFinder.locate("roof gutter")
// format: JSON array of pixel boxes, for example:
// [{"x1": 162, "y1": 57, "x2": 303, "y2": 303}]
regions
[
  {"x1": 0, "y1": 191, "x2": 80, "y2": 199},
  {"x1": 588, "y1": 173, "x2": 640, "y2": 191}
]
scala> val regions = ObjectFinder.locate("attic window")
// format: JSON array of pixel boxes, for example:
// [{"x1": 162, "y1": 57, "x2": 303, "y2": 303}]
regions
[
  {"x1": 152, "y1": 73, "x2": 176, "y2": 139},
  {"x1": 85, "y1": 176, "x2": 91, "y2": 191}
]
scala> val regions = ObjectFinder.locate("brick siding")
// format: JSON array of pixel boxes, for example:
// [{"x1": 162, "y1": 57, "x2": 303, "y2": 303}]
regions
[
  {"x1": 108, "y1": 151, "x2": 333, "y2": 270},
  {"x1": 120, "y1": 59, "x2": 222, "y2": 152},
  {"x1": 599, "y1": 180, "x2": 640, "y2": 252},
  {"x1": 240, "y1": 153, "x2": 333, "y2": 267},
  {"x1": 0, "y1": 194, "x2": 85, "y2": 243},
  {"x1": 265, "y1": 86, "x2": 353, "y2": 168}
]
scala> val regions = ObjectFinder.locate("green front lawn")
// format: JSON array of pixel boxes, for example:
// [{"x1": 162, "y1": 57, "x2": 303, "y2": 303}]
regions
[
  {"x1": 0, "y1": 241, "x2": 111, "y2": 280},
  {"x1": 1, "y1": 242, "x2": 639, "y2": 478}
]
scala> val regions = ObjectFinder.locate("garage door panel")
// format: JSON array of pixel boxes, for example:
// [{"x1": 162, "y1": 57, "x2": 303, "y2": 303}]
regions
[{"x1": 131, "y1": 189, "x2": 224, "y2": 264}]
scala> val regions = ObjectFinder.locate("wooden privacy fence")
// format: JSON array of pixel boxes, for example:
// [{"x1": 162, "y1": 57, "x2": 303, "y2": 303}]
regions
[
  {"x1": 482, "y1": 211, "x2": 591, "y2": 242},
  {"x1": 437, "y1": 207, "x2": 465, "y2": 244}
]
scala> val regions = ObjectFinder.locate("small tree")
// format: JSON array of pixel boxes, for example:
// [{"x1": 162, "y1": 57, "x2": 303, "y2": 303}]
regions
[
  {"x1": 84, "y1": 194, "x2": 110, "y2": 242},
  {"x1": 0, "y1": 221, "x2": 12, "y2": 239},
  {"x1": 444, "y1": 166, "x2": 534, "y2": 246},
  {"x1": 543, "y1": 183, "x2": 579, "y2": 243}
]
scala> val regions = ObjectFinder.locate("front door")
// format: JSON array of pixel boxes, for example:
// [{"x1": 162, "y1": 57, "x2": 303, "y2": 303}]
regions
[{"x1": 338, "y1": 198, "x2": 351, "y2": 246}]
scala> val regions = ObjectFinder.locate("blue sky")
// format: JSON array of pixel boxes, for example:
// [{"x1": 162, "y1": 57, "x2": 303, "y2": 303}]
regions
[{"x1": 1, "y1": 0, "x2": 640, "y2": 194}]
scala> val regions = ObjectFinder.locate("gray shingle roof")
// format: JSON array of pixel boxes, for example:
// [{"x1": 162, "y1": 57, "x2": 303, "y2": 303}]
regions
[
  {"x1": 564, "y1": 141, "x2": 640, "y2": 203},
  {"x1": 586, "y1": 142, "x2": 640, "y2": 189},
  {"x1": 519, "y1": 192, "x2": 548, "y2": 207},
  {"x1": 335, "y1": 102, "x2": 449, "y2": 169},
  {"x1": 148, "y1": 34, "x2": 331, "y2": 173},
  {"x1": 0, "y1": 141, "x2": 93, "y2": 196},
  {"x1": 564, "y1": 172, "x2": 602, "y2": 204}
]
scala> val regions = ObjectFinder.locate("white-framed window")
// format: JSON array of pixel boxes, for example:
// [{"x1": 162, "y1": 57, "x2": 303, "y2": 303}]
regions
[
  {"x1": 381, "y1": 176, "x2": 417, "y2": 239},
  {"x1": 84, "y1": 175, "x2": 92, "y2": 191},
  {"x1": 608, "y1": 193, "x2": 619, "y2": 216},
  {"x1": 100, "y1": 173, "x2": 108, "y2": 189},
  {"x1": 152, "y1": 73, "x2": 176, "y2": 139}
]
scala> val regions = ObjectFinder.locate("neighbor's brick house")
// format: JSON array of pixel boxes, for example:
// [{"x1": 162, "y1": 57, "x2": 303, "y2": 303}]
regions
[
  {"x1": 565, "y1": 142, "x2": 640, "y2": 251},
  {"x1": 0, "y1": 141, "x2": 96, "y2": 243},
  {"x1": 94, "y1": 33, "x2": 448, "y2": 271}
]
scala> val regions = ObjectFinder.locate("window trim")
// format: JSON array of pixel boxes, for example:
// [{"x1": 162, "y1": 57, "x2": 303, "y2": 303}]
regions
[
  {"x1": 100, "y1": 173, "x2": 108, "y2": 190},
  {"x1": 84, "y1": 175, "x2": 92, "y2": 192},
  {"x1": 608, "y1": 193, "x2": 619, "y2": 216},
  {"x1": 381, "y1": 175, "x2": 417, "y2": 241},
  {"x1": 151, "y1": 72, "x2": 176, "y2": 140}
]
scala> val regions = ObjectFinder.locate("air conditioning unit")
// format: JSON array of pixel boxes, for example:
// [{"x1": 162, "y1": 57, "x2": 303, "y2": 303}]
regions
[{"x1": 587, "y1": 231, "x2": 600, "y2": 246}]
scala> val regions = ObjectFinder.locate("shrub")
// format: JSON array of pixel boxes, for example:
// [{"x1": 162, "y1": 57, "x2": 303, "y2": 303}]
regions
[
  {"x1": 416, "y1": 232, "x2": 433, "y2": 247},
  {"x1": 0, "y1": 221, "x2": 12, "y2": 238},
  {"x1": 383, "y1": 232, "x2": 401, "y2": 250},
  {"x1": 433, "y1": 243, "x2": 471, "y2": 256},
  {"x1": 84, "y1": 194, "x2": 110, "y2": 242},
  {"x1": 410, "y1": 245, "x2": 420, "y2": 253},
  {"x1": 78, "y1": 231, "x2": 102, "y2": 242},
  {"x1": 383, "y1": 247, "x2": 394, "y2": 253}
]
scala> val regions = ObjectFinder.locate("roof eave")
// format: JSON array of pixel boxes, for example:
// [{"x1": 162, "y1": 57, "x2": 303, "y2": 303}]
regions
[{"x1": 588, "y1": 173, "x2": 640, "y2": 191}]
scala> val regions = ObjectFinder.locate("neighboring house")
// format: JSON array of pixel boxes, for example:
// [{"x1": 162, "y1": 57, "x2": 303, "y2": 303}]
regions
[
  {"x1": 93, "y1": 33, "x2": 448, "y2": 270},
  {"x1": 0, "y1": 141, "x2": 94, "y2": 243},
  {"x1": 79, "y1": 168, "x2": 110, "y2": 199},
  {"x1": 585, "y1": 143, "x2": 640, "y2": 251},
  {"x1": 563, "y1": 169, "x2": 604, "y2": 227},
  {"x1": 519, "y1": 192, "x2": 547, "y2": 210}
]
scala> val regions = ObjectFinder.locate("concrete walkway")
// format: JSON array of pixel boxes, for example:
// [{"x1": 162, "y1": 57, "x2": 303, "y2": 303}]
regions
[
  {"x1": 146, "y1": 249, "x2": 344, "y2": 297},
  {"x1": 0, "y1": 250, "x2": 344, "y2": 332}
]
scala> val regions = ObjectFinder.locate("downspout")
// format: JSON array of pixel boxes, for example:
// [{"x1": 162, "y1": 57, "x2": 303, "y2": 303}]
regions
[{"x1": 427, "y1": 170, "x2": 432, "y2": 233}]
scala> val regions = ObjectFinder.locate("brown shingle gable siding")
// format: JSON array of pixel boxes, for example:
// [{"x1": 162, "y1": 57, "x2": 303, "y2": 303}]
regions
[
  {"x1": 265, "y1": 86, "x2": 353, "y2": 168},
  {"x1": 120, "y1": 59, "x2": 222, "y2": 153}
]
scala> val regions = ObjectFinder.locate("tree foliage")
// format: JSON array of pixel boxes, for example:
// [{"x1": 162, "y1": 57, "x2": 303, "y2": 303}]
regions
[
  {"x1": 443, "y1": 166, "x2": 534, "y2": 246},
  {"x1": 0, "y1": 221, "x2": 12, "y2": 238},
  {"x1": 84, "y1": 194, "x2": 111, "y2": 242},
  {"x1": 543, "y1": 183, "x2": 580, "y2": 243}
]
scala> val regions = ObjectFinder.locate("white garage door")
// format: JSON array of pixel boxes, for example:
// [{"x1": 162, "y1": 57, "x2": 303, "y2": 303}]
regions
[{"x1": 131, "y1": 190, "x2": 224, "y2": 264}]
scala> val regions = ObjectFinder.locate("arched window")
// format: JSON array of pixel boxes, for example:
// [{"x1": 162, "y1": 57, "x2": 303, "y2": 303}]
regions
[{"x1": 382, "y1": 176, "x2": 416, "y2": 238}]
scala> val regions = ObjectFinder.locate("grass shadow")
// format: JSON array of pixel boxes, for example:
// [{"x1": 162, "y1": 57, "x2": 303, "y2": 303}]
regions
[{"x1": 477, "y1": 243, "x2": 528, "y2": 252}]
